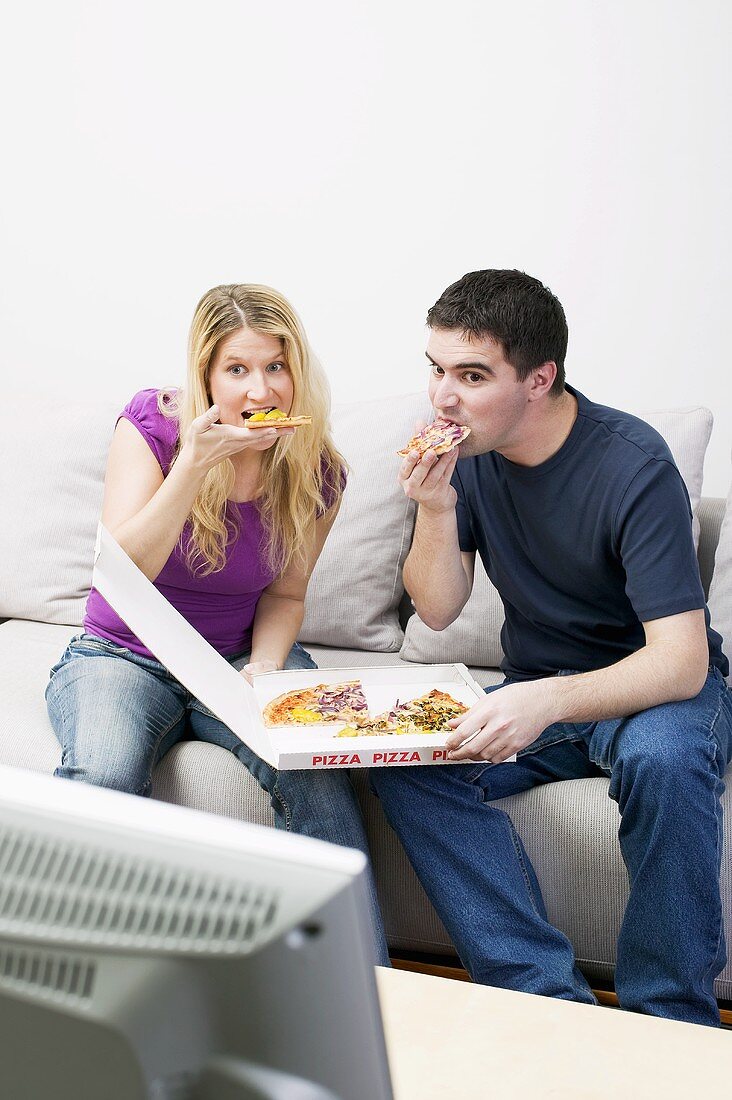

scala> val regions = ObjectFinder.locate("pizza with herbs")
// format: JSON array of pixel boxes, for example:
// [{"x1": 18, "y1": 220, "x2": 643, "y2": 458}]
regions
[
  {"x1": 384, "y1": 688, "x2": 469, "y2": 734},
  {"x1": 397, "y1": 419, "x2": 471, "y2": 458},
  {"x1": 335, "y1": 688, "x2": 469, "y2": 738},
  {"x1": 262, "y1": 679, "x2": 370, "y2": 727}
]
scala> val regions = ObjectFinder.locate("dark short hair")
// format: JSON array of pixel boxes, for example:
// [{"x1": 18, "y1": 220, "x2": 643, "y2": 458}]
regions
[{"x1": 427, "y1": 269, "x2": 568, "y2": 395}]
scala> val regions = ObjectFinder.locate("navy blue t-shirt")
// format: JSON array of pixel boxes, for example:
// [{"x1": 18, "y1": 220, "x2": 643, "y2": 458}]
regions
[{"x1": 452, "y1": 385, "x2": 727, "y2": 681}]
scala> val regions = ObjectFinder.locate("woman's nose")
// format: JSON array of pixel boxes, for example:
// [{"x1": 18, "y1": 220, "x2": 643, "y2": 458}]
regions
[{"x1": 246, "y1": 370, "x2": 271, "y2": 399}]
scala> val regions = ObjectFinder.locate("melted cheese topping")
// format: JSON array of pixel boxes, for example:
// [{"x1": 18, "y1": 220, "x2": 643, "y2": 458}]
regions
[{"x1": 289, "y1": 706, "x2": 324, "y2": 723}]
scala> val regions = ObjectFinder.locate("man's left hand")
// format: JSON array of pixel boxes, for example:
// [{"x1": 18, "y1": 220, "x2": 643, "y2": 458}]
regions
[
  {"x1": 446, "y1": 679, "x2": 559, "y2": 763},
  {"x1": 240, "y1": 659, "x2": 279, "y2": 685}
]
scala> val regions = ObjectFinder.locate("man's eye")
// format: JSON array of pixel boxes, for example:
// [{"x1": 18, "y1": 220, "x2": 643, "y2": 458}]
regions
[
  {"x1": 465, "y1": 372, "x2": 485, "y2": 383},
  {"x1": 431, "y1": 364, "x2": 444, "y2": 376}
]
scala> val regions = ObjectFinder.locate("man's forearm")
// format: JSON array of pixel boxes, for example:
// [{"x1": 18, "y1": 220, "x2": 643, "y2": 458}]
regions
[
  {"x1": 403, "y1": 506, "x2": 470, "y2": 630},
  {"x1": 546, "y1": 639, "x2": 709, "y2": 725}
]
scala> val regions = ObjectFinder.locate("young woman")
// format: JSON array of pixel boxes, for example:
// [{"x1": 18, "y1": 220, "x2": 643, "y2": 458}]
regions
[{"x1": 46, "y1": 283, "x2": 387, "y2": 962}]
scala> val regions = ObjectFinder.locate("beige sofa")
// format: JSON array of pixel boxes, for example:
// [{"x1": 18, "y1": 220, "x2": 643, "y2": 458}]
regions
[{"x1": 1, "y1": 392, "x2": 731, "y2": 1000}]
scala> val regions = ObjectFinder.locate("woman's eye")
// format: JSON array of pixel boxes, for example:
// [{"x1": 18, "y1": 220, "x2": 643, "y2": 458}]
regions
[
  {"x1": 229, "y1": 365, "x2": 246, "y2": 376},
  {"x1": 267, "y1": 362, "x2": 286, "y2": 372}
]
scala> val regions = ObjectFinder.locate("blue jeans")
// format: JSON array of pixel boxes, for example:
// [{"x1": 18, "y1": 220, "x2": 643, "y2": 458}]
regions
[
  {"x1": 46, "y1": 633, "x2": 389, "y2": 966},
  {"x1": 370, "y1": 668, "x2": 732, "y2": 1024}
]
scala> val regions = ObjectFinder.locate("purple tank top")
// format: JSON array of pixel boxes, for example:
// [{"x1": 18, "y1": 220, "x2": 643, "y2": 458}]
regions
[{"x1": 84, "y1": 389, "x2": 280, "y2": 658}]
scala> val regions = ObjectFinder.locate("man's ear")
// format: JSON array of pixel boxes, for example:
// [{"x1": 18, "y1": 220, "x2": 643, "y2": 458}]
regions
[{"x1": 527, "y1": 361, "x2": 557, "y2": 401}]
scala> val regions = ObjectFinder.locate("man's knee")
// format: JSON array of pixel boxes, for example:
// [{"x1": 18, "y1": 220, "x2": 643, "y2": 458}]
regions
[{"x1": 604, "y1": 710, "x2": 725, "y2": 801}]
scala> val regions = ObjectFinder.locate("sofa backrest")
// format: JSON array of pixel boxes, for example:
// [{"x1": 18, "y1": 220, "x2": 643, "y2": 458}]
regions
[
  {"x1": 0, "y1": 393, "x2": 728, "y2": 677},
  {"x1": 708, "y1": 467, "x2": 732, "y2": 680},
  {"x1": 0, "y1": 391, "x2": 432, "y2": 645},
  {"x1": 0, "y1": 397, "x2": 120, "y2": 627}
]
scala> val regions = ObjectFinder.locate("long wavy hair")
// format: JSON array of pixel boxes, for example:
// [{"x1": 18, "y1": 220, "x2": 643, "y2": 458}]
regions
[{"x1": 160, "y1": 284, "x2": 344, "y2": 577}]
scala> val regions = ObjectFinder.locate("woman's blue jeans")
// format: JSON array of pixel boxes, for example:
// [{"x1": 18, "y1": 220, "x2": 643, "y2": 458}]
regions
[
  {"x1": 46, "y1": 633, "x2": 389, "y2": 966},
  {"x1": 370, "y1": 667, "x2": 732, "y2": 1024}
]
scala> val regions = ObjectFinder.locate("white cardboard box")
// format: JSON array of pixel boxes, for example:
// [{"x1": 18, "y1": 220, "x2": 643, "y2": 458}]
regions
[
  {"x1": 247, "y1": 663, "x2": 487, "y2": 769},
  {"x1": 92, "y1": 525, "x2": 487, "y2": 770}
]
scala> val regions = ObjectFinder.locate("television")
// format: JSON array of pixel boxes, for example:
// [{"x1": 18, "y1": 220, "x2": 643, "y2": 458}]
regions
[{"x1": 0, "y1": 765, "x2": 393, "y2": 1100}]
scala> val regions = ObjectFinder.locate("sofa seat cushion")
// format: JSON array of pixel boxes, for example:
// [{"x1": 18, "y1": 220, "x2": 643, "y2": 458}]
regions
[
  {"x1": 353, "y1": 769, "x2": 732, "y2": 1000},
  {"x1": 5, "y1": 618, "x2": 732, "y2": 1001},
  {"x1": 303, "y1": 646, "x2": 414, "y2": 670},
  {"x1": 0, "y1": 620, "x2": 73, "y2": 772}
]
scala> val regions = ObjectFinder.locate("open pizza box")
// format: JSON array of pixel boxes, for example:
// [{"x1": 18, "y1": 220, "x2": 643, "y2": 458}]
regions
[{"x1": 92, "y1": 525, "x2": 488, "y2": 770}]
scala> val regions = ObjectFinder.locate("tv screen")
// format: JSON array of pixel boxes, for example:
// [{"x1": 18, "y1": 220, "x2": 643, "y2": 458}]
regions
[{"x1": 0, "y1": 765, "x2": 393, "y2": 1099}]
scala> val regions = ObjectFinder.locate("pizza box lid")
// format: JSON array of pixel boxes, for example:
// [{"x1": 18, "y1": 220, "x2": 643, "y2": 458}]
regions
[{"x1": 92, "y1": 525, "x2": 488, "y2": 770}]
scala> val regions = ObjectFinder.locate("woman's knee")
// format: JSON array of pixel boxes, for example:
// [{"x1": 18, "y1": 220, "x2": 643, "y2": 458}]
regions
[
  {"x1": 47, "y1": 654, "x2": 183, "y2": 795},
  {"x1": 55, "y1": 756, "x2": 151, "y2": 797}
]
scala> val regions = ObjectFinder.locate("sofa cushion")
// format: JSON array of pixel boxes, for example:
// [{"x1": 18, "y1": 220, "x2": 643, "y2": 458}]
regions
[
  {"x1": 351, "y1": 767, "x2": 732, "y2": 1000},
  {"x1": 400, "y1": 404, "x2": 713, "y2": 668},
  {"x1": 639, "y1": 405, "x2": 713, "y2": 547},
  {"x1": 298, "y1": 392, "x2": 431, "y2": 652},
  {"x1": 0, "y1": 390, "x2": 431, "y2": 650},
  {"x1": 708, "y1": 463, "x2": 732, "y2": 681},
  {"x1": 5, "y1": 619, "x2": 732, "y2": 1000},
  {"x1": 0, "y1": 398, "x2": 120, "y2": 625}
]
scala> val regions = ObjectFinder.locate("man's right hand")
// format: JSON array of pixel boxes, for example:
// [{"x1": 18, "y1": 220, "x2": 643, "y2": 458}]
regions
[{"x1": 398, "y1": 421, "x2": 460, "y2": 513}]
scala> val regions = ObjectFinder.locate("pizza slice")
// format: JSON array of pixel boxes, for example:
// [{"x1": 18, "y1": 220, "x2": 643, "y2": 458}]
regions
[
  {"x1": 397, "y1": 419, "x2": 471, "y2": 458},
  {"x1": 335, "y1": 688, "x2": 469, "y2": 737},
  {"x1": 262, "y1": 679, "x2": 369, "y2": 727},
  {"x1": 243, "y1": 407, "x2": 312, "y2": 429},
  {"x1": 335, "y1": 716, "x2": 402, "y2": 738},
  {"x1": 380, "y1": 688, "x2": 469, "y2": 734}
]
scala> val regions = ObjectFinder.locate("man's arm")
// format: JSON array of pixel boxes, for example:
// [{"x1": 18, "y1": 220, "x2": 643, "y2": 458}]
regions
[
  {"x1": 400, "y1": 445, "x2": 474, "y2": 629},
  {"x1": 446, "y1": 608, "x2": 710, "y2": 763},
  {"x1": 404, "y1": 509, "x2": 475, "y2": 629}
]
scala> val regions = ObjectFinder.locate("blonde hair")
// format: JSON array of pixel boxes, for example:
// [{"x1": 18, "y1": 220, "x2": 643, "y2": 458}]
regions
[{"x1": 160, "y1": 284, "x2": 344, "y2": 577}]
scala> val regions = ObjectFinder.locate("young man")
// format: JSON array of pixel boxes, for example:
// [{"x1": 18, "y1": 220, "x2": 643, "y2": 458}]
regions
[{"x1": 370, "y1": 269, "x2": 732, "y2": 1026}]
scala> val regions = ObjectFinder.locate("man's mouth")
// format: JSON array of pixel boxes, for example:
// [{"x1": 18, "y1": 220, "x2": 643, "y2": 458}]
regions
[{"x1": 242, "y1": 407, "x2": 276, "y2": 421}]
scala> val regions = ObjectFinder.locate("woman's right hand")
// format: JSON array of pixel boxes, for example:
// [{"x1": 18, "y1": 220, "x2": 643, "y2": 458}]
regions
[{"x1": 181, "y1": 405, "x2": 294, "y2": 473}]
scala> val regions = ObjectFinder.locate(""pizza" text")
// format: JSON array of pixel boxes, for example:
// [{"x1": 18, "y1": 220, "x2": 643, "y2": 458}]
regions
[
  {"x1": 372, "y1": 750, "x2": 423, "y2": 764},
  {"x1": 311, "y1": 753, "x2": 362, "y2": 767}
]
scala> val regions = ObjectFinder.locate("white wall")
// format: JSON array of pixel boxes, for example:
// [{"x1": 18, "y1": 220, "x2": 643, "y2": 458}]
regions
[{"x1": 2, "y1": 0, "x2": 730, "y2": 492}]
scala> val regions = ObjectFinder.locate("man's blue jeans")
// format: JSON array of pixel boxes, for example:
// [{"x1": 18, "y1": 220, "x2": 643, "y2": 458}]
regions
[
  {"x1": 370, "y1": 668, "x2": 732, "y2": 1025},
  {"x1": 46, "y1": 633, "x2": 389, "y2": 966}
]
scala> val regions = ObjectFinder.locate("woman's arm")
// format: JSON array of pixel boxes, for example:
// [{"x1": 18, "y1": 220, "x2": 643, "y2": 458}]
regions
[
  {"x1": 241, "y1": 501, "x2": 341, "y2": 682},
  {"x1": 102, "y1": 407, "x2": 286, "y2": 581}
]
